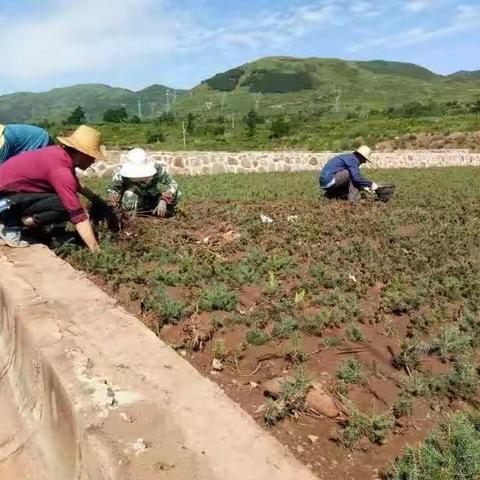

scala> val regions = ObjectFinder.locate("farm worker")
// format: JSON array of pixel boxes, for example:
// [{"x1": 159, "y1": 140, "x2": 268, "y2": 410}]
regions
[
  {"x1": 0, "y1": 126, "x2": 103, "y2": 251},
  {"x1": 0, "y1": 124, "x2": 54, "y2": 164},
  {"x1": 107, "y1": 148, "x2": 181, "y2": 218},
  {"x1": 319, "y1": 145, "x2": 378, "y2": 202}
]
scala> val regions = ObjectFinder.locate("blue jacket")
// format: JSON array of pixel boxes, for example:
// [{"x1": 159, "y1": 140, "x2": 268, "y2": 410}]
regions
[
  {"x1": 0, "y1": 124, "x2": 53, "y2": 164},
  {"x1": 319, "y1": 153, "x2": 372, "y2": 189}
]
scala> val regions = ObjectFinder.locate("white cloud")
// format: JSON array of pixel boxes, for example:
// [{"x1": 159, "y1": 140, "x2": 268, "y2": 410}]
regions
[
  {"x1": 404, "y1": 0, "x2": 439, "y2": 12},
  {"x1": 0, "y1": 0, "x2": 476, "y2": 86},
  {"x1": 176, "y1": 2, "x2": 345, "y2": 54},
  {"x1": 349, "y1": 3, "x2": 480, "y2": 51},
  {"x1": 0, "y1": 0, "x2": 175, "y2": 80},
  {"x1": 350, "y1": 1, "x2": 382, "y2": 17}
]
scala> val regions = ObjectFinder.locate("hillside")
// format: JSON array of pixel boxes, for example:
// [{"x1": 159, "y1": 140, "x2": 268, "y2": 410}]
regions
[
  {"x1": 0, "y1": 84, "x2": 186, "y2": 123},
  {"x1": 172, "y1": 56, "x2": 480, "y2": 117},
  {"x1": 0, "y1": 57, "x2": 478, "y2": 123}
]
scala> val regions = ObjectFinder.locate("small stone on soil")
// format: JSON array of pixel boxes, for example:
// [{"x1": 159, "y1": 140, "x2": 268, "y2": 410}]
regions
[
  {"x1": 212, "y1": 359, "x2": 224, "y2": 371},
  {"x1": 306, "y1": 382, "x2": 340, "y2": 418},
  {"x1": 263, "y1": 377, "x2": 284, "y2": 398},
  {"x1": 308, "y1": 435, "x2": 319, "y2": 444},
  {"x1": 131, "y1": 438, "x2": 148, "y2": 455},
  {"x1": 120, "y1": 412, "x2": 133, "y2": 423}
]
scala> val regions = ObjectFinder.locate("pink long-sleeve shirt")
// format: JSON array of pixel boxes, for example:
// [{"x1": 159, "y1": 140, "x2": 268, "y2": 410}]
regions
[{"x1": 0, "y1": 145, "x2": 87, "y2": 224}]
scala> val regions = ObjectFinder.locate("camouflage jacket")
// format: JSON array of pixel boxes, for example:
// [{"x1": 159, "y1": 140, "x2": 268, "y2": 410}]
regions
[{"x1": 108, "y1": 162, "x2": 181, "y2": 205}]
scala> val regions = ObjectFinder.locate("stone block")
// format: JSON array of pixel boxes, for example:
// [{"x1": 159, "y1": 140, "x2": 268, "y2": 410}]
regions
[
  {"x1": 241, "y1": 158, "x2": 252, "y2": 169},
  {"x1": 173, "y1": 157, "x2": 184, "y2": 168},
  {"x1": 211, "y1": 164, "x2": 227, "y2": 174}
]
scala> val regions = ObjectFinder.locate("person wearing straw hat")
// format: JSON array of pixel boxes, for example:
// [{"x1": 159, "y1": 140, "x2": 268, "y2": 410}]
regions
[
  {"x1": 0, "y1": 125, "x2": 104, "y2": 250},
  {"x1": 319, "y1": 145, "x2": 378, "y2": 203},
  {"x1": 0, "y1": 123, "x2": 54, "y2": 164},
  {"x1": 107, "y1": 148, "x2": 181, "y2": 218}
]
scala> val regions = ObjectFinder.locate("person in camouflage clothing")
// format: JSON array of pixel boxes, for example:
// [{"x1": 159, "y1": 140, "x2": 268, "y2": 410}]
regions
[{"x1": 107, "y1": 148, "x2": 181, "y2": 217}]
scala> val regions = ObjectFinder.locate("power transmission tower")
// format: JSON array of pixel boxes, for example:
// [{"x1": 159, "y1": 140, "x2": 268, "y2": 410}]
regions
[
  {"x1": 220, "y1": 93, "x2": 227, "y2": 116},
  {"x1": 165, "y1": 90, "x2": 171, "y2": 113},
  {"x1": 333, "y1": 83, "x2": 342, "y2": 114},
  {"x1": 149, "y1": 102, "x2": 157, "y2": 116},
  {"x1": 254, "y1": 92, "x2": 262, "y2": 111}
]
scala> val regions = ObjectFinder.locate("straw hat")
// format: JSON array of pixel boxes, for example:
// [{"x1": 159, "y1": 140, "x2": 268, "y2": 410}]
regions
[
  {"x1": 119, "y1": 148, "x2": 157, "y2": 179},
  {"x1": 57, "y1": 125, "x2": 105, "y2": 160},
  {"x1": 354, "y1": 145, "x2": 372, "y2": 162}
]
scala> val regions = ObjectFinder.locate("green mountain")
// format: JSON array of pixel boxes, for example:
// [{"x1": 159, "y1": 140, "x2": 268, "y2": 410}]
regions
[
  {"x1": 0, "y1": 57, "x2": 478, "y2": 123},
  {"x1": 172, "y1": 56, "x2": 480, "y2": 117},
  {"x1": 449, "y1": 70, "x2": 480, "y2": 80},
  {"x1": 0, "y1": 83, "x2": 186, "y2": 123}
]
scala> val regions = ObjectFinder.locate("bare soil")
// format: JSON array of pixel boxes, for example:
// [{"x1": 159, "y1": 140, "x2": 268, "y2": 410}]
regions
[{"x1": 73, "y1": 191, "x2": 480, "y2": 480}]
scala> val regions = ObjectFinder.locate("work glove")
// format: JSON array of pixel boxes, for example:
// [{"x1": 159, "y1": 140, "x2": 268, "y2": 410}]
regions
[
  {"x1": 106, "y1": 192, "x2": 120, "y2": 207},
  {"x1": 153, "y1": 199, "x2": 168, "y2": 218},
  {"x1": 371, "y1": 182, "x2": 379, "y2": 191}
]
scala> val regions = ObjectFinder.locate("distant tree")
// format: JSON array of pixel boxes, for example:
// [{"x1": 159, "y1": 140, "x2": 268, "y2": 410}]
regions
[
  {"x1": 158, "y1": 111, "x2": 175, "y2": 124},
  {"x1": 469, "y1": 98, "x2": 480, "y2": 125},
  {"x1": 67, "y1": 106, "x2": 86, "y2": 125},
  {"x1": 35, "y1": 118, "x2": 52, "y2": 129},
  {"x1": 269, "y1": 116, "x2": 290, "y2": 139},
  {"x1": 130, "y1": 114, "x2": 141, "y2": 124},
  {"x1": 243, "y1": 108, "x2": 263, "y2": 137},
  {"x1": 103, "y1": 107, "x2": 128, "y2": 123},
  {"x1": 145, "y1": 128, "x2": 165, "y2": 144},
  {"x1": 186, "y1": 113, "x2": 196, "y2": 134}
]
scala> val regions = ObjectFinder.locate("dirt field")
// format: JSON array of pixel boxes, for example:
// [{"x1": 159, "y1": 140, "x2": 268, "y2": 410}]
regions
[{"x1": 61, "y1": 168, "x2": 480, "y2": 479}]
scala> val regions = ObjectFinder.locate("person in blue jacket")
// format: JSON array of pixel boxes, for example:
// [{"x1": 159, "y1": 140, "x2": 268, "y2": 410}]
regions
[
  {"x1": 319, "y1": 145, "x2": 378, "y2": 202},
  {"x1": 0, "y1": 124, "x2": 53, "y2": 165}
]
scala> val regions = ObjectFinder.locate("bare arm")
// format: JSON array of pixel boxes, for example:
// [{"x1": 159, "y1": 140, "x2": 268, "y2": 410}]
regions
[{"x1": 75, "y1": 219, "x2": 100, "y2": 252}]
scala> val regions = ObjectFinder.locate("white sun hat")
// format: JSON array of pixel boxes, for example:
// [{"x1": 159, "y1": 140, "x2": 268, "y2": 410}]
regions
[{"x1": 119, "y1": 148, "x2": 157, "y2": 179}]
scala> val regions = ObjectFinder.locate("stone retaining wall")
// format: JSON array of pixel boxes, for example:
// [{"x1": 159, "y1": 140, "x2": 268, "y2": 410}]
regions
[{"x1": 90, "y1": 149, "x2": 480, "y2": 177}]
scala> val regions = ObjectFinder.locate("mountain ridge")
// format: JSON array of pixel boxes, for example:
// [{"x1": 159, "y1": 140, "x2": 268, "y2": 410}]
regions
[{"x1": 0, "y1": 56, "x2": 478, "y2": 123}]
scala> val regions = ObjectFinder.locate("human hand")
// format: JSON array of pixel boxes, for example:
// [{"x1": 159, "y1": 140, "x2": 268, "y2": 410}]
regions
[
  {"x1": 371, "y1": 182, "x2": 379, "y2": 191},
  {"x1": 153, "y1": 199, "x2": 168, "y2": 217}
]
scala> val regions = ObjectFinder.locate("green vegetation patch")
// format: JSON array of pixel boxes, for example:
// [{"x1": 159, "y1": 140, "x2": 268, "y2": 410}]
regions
[{"x1": 388, "y1": 412, "x2": 480, "y2": 480}]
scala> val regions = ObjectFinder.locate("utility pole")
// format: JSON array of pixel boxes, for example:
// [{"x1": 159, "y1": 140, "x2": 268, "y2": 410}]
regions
[
  {"x1": 137, "y1": 99, "x2": 142, "y2": 119},
  {"x1": 182, "y1": 121, "x2": 187, "y2": 147},
  {"x1": 231, "y1": 113, "x2": 235, "y2": 130}
]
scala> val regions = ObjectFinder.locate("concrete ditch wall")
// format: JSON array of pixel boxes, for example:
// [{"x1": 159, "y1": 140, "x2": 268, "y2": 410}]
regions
[
  {"x1": 0, "y1": 246, "x2": 317, "y2": 480},
  {"x1": 90, "y1": 149, "x2": 480, "y2": 177}
]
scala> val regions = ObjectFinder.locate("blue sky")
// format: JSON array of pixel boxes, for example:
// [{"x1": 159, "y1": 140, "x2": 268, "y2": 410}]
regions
[{"x1": 0, "y1": 0, "x2": 478, "y2": 94}]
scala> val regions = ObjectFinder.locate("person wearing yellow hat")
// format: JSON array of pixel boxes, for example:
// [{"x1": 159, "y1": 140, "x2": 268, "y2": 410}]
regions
[
  {"x1": 0, "y1": 125, "x2": 104, "y2": 250},
  {"x1": 107, "y1": 148, "x2": 181, "y2": 218},
  {"x1": 319, "y1": 145, "x2": 378, "y2": 203}
]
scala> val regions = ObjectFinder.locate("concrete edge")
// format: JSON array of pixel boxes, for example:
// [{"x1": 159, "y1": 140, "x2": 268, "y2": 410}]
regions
[{"x1": 0, "y1": 245, "x2": 318, "y2": 480}]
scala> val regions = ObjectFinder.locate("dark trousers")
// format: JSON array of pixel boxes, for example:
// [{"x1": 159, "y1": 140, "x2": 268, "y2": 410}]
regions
[
  {"x1": 323, "y1": 170, "x2": 361, "y2": 203},
  {"x1": 0, "y1": 192, "x2": 69, "y2": 227}
]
